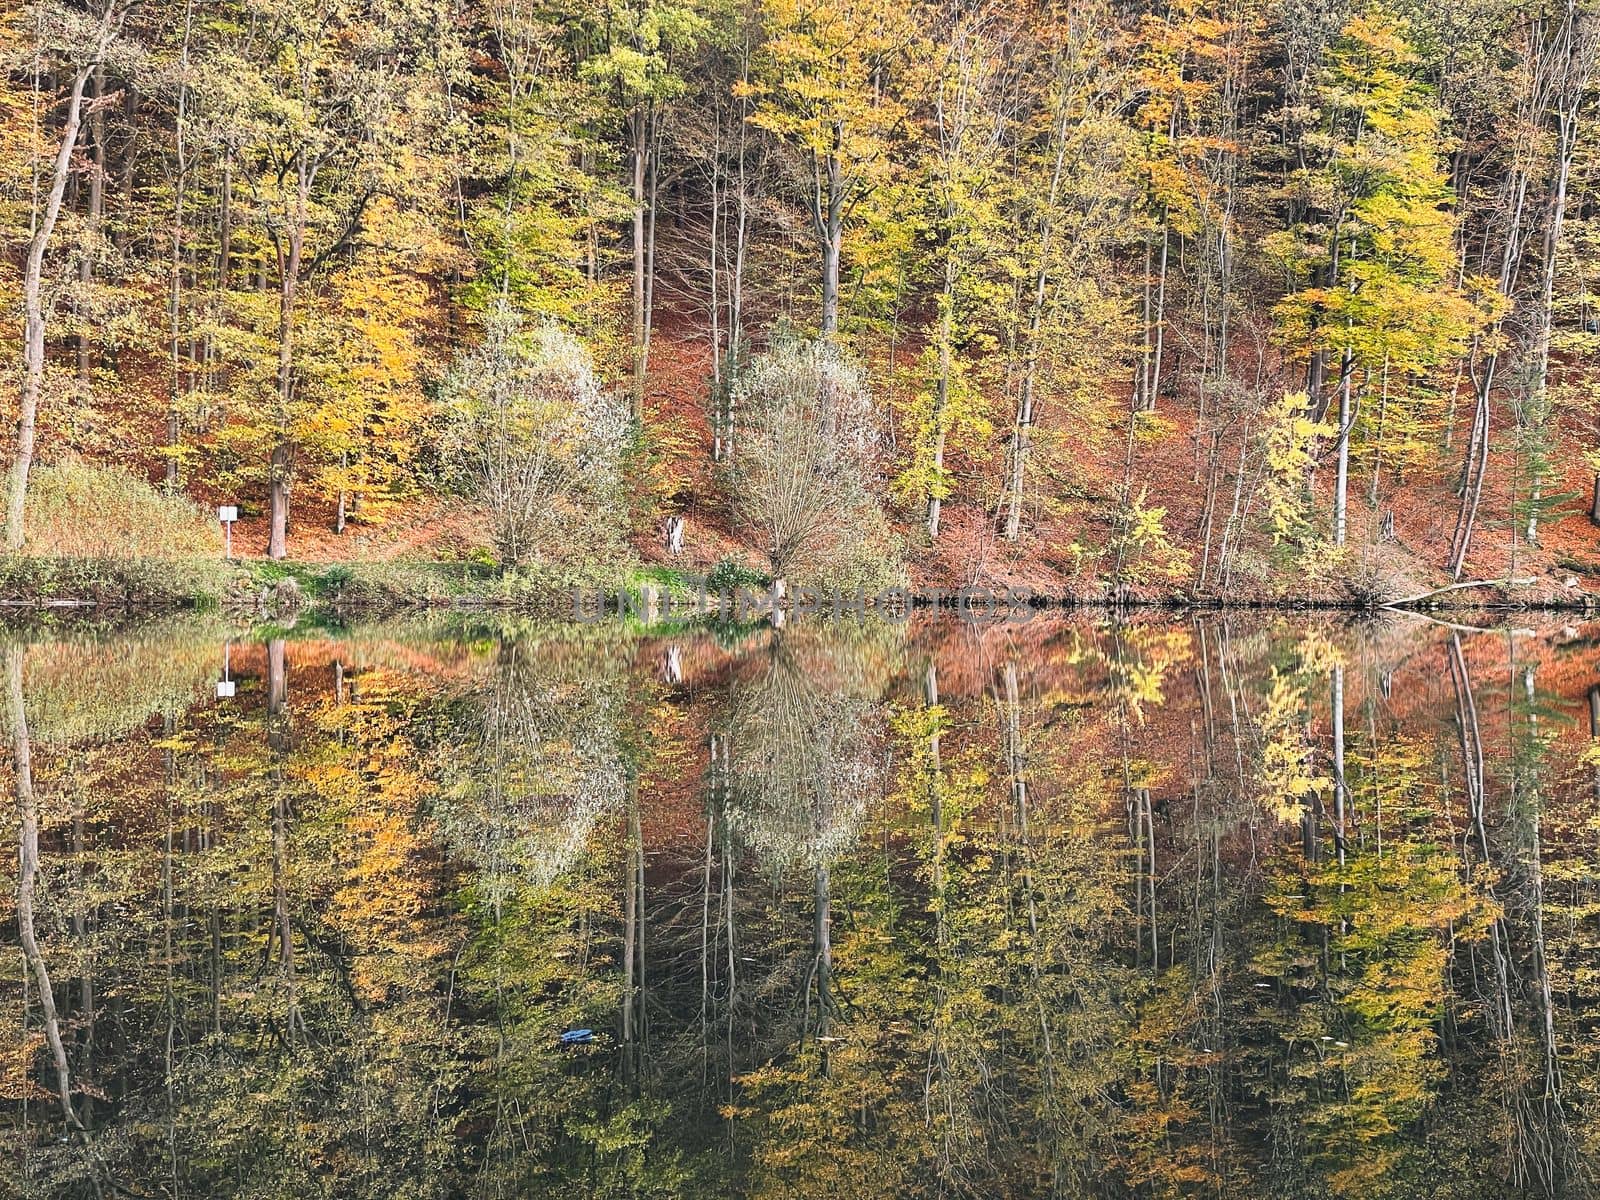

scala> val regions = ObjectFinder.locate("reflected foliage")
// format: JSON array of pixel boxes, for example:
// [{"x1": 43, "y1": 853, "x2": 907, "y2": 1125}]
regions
[{"x1": 3, "y1": 615, "x2": 1600, "y2": 1199}]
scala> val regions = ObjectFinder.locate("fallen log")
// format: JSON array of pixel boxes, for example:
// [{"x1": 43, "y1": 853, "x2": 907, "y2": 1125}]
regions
[{"x1": 1382, "y1": 577, "x2": 1537, "y2": 609}]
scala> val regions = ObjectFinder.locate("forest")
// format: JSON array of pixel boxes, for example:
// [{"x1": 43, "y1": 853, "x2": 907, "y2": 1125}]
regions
[
  {"x1": 16, "y1": 1, "x2": 1600, "y2": 1193},
  {"x1": 5, "y1": 0, "x2": 1600, "y2": 606}
]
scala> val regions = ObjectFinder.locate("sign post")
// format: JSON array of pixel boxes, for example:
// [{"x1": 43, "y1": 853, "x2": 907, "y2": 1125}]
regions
[
  {"x1": 218, "y1": 505, "x2": 238, "y2": 559},
  {"x1": 216, "y1": 640, "x2": 235, "y2": 699}
]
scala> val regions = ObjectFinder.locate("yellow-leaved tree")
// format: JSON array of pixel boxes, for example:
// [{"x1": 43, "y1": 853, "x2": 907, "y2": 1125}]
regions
[
  {"x1": 740, "y1": 0, "x2": 917, "y2": 338},
  {"x1": 1267, "y1": 6, "x2": 1487, "y2": 549}
]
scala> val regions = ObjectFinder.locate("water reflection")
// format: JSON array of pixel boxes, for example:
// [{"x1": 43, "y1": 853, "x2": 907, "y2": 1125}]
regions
[
  {"x1": 2, "y1": 613, "x2": 1599, "y2": 1198},
  {"x1": 442, "y1": 635, "x2": 631, "y2": 898}
]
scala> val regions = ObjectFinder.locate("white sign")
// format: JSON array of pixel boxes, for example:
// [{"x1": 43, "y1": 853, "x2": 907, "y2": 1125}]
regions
[
  {"x1": 218, "y1": 505, "x2": 239, "y2": 522},
  {"x1": 215, "y1": 680, "x2": 236, "y2": 698}
]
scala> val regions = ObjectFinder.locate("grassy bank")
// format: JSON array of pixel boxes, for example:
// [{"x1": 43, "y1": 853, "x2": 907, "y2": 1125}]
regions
[
  {"x1": 0, "y1": 556, "x2": 682, "y2": 616},
  {"x1": 0, "y1": 553, "x2": 1592, "y2": 618},
  {"x1": 0, "y1": 555, "x2": 230, "y2": 610}
]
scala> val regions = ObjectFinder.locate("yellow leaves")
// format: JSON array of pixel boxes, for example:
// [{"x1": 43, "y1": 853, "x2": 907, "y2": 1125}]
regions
[
  {"x1": 1260, "y1": 391, "x2": 1333, "y2": 548},
  {"x1": 1271, "y1": 5, "x2": 1488, "y2": 445},
  {"x1": 1131, "y1": 0, "x2": 1246, "y2": 240},
  {"x1": 1130, "y1": 408, "x2": 1179, "y2": 447},
  {"x1": 1105, "y1": 625, "x2": 1191, "y2": 721},
  {"x1": 1295, "y1": 628, "x2": 1345, "y2": 676},
  {"x1": 580, "y1": 2, "x2": 709, "y2": 106},
  {"x1": 888, "y1": 701, "x2": 946, "y2": 742},
  {"x1": 0, "y1": 1028, "x2": 51, "y2": 1103},
  {"x1": 1257, "y1": 668, "x2": 1328, "y2": 823},
  {"x1": 890, "y1": 339, "x2": 996, "y2": 510},
  {"x1": 1340, "y1": 6, "x2": 1419, "y2": 65},
  {"x1": 748, "y1": 0, "x2": 914, "y2": 181},
  {"x1": 288, "y1": 671, "x2": 454, "y2": 991},
  {"x1": 1109, "y1": 487, "x2": 1192, "y2": 588},
  {"x1": 200, "y1": 182, "x2": 445, "y2": 521},
  {"x1": 333, "y1": 805, "x2": 446, "y2": 995}
]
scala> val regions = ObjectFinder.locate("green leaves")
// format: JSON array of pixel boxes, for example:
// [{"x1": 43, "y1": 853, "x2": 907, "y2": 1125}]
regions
[{"x1": 580, "y1": 0, "x2": 709, "y2": 105}]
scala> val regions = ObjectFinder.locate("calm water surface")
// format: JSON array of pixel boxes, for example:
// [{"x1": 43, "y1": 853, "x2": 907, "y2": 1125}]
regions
[{"x1": 3, "y1": 612, "x2": 1599, "y2": 1199}]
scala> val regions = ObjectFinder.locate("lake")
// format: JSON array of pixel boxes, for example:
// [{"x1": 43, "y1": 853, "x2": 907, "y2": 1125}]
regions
[{"x1": 3, "y1": 611, "x2": 1598, "y2": 1198}]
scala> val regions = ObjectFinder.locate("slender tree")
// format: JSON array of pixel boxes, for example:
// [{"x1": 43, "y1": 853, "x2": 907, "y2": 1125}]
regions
[{"x1": 8, "y1": 0, "x2": 130, "y2": 551}]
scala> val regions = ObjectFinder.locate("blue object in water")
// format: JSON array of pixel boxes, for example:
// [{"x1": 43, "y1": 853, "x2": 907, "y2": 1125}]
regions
[{"x1": 559, "y1": 1029, "x2": 594, "y2": 1046}]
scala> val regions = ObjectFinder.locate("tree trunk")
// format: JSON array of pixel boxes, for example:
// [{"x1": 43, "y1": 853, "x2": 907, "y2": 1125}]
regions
[
  {"x1": 708, "y1": 116, "x2": 722, "y2": 419},
  {"x1": 218, "y1": 151, "x2": 232, "y2": 287},
  {"x1": 10, "y1": 647, "x2": 83, "y2": 1130},
  {"x1": 630, "y1": 109, "x2": 648, "y2": 419},
  {"x1": 1142, "y1": 223, "x2": 1168, "y2": 413},
  {"x1": 1449, "y1": 375, "x2": 1493, "y2": 579},
  {"x1": 268, "y1": 217, "x2": 302, "y2": 560},
  {"x1": 1333, "y1": 346, "x2": 1354, "y2": 547},
  {"x1": 111, "y1": 83, "x2": 136, "y2": 255},
  {"x1": 269, "y1": 444, "x2": 290, "y2": 559},
  {"x1": 929, "y1": 248, "x2": 957, "y2": 540},
  {"x1": 1137, "y1": 233, "x2": 1152, "y2": 410},
  {"x1": 1004, "y1": 384, "x2": 1034, "y2": 541},
  {"x1": 644, "y1": 112, "x2": 660, "y2": 396},
  {"x1": 8, "y1": 30, "x2": 116, "y2": 550},
  {"x1": 76, "y1": 65, "x2": 105, "y2": 385},
  {"x1": 820, "y1": 214, "x2": 841, "y2": 339},
  {"x1": 1003, "y1": 95, "x2": 1071, "y2": 542},
  {"x1": 1525, "y1": 18, "x2": 1593, "y2": 547},
  {"x1": 817, "y1": 126, "x2": 845, "y2": 339},
  {"x1": 1369, "y1": 354, "x2": 1390, "y2": 509},
  {"x1": 166, "y1": 3, "x2": 194, "y2": 492}
]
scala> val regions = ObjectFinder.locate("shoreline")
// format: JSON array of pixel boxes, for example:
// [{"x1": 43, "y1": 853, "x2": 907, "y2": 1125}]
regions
[{"x1": 0, "y1": 554, "x2": 1591, "y2": 620}]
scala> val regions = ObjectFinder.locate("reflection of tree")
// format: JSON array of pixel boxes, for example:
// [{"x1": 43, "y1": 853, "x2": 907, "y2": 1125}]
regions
[
  {"x1": 10, "y1": 618, "x2": 1600, "y2": 1198},
  {"x1": 721, "y1": 632, "x2": 886, "y2": 872},
  {"x1": 425, "y1": 633, "x2": 650, "y2": 1197},
  {"x1": 5, "y1": 620, "x2": 225, "y2": 744},
  {"x1": 436, "y1": 637, "x2": 629, "y2": 903},
  {"x1": 3, "y1": 625, "x2": 224, "y2": 1145},
  {"x1": 1452, "y1": 638, "x2": 1580, "y2": 1194},
  {"x1": 7, "y1": 645, "x2": 81, "y2": 1131},
  {"x1": 719, "y1": 627, "x2": 892, "y2": 1071},
  {"x1": 1234, "y1": 644, "x2": 1493, "y2": 1198},
  {"x1": 735, "y1": 630, "x2": 1149, "y2": 1197}
]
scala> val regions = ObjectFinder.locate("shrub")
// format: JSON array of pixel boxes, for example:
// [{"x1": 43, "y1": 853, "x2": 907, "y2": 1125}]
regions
[
  {"x1": 705, "y1": 556, "x2": 768, "y2": 592},
  {"x1": 807, "y1": 504, "x2": 906, "y2": 594},
  {"x1": 1342, "y1": 544, "x2": 1420, "y2": 608},
  {"x1": 440, "y1": 303, "x2": 631, "y2": 569},
  {"x1": 305, "y1": 561, "x2": 477, "y2": 609},
  {"x1": 0, "y1": 555, "x2": 226, "y2": 608},
  {"x1": 723, "y1": 339, "x2": 895, "y2": 587},
  {"x1": 24, "y1": 459, "x2": 220, "y2": 559}
]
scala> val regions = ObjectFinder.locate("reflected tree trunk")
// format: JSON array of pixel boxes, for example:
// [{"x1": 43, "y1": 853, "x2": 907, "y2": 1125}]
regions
[
  {"x1": 1331, "y1": 665, "x2": 1348, "y2": 871},
  {"x1": 1448, "y1": 634, "x2": 1554, "y2": 1189},
  {"x1": 1588, "y1": 684, "x2": 1600, "y2": 805},
  {"x1": 9, "y1": 646, "x2": 83, "y2": 1129},
  {"x1": 266, "y1": 638, "x2": 299, "y2": 1035},
  {"x1": 810, "y1": 861, "x2": 833, "y2": 1076},
  {"x1": 622, "y1": 774, "x2": 645, "y2": 1085}
]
